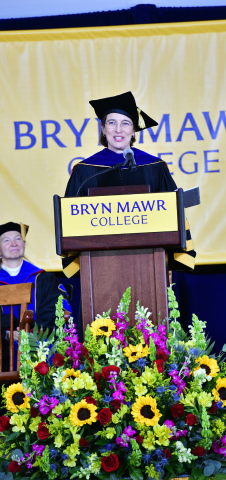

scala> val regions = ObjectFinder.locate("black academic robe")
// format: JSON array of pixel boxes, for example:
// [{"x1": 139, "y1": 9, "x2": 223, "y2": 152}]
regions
[
  {"x1": 65, "y1": 147, "x2": 177, "y2": 197},
  {"x1": 0, "y1": 260, "x2": 71, "y2": 371},
  {"x1": 64, "y1": 147, "x2": 196, "y2": 274}
]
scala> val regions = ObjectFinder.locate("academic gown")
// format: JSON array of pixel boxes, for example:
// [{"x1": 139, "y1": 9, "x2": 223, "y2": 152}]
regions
[
  {"x1": 63, "y1": 147, "x2": 196, "y2": 275},
  {"x1": 65, "y1": 147, "x2": 177, "y2": 197},
  {"x1": 0, "y1": 260, "x2": 71, "y2": 371}
]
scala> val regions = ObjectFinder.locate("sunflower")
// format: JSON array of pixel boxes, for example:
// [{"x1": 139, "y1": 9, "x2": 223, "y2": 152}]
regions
[
  {"x1": 193, "y1": 355, "x2": 219, "y2": 379},
  {"x1": 90, "y1": 318, "x2": 116, "y2": 337},
  {"x1": 123, "y1": 343, "x2": 149, "y2": 363},
  {"x1": 62, "y1": 369, "x2": 81, "y2": 383},
  {"x1": 212, "y1": 378, "x2": 226, "y2": 406},
  {"x1": 69, "y1": 399, "x2": 97, "y2": 427},
  {"x1": 4, "y1": 383, "x2": 30, "y2": 413},
  {"x1": 131, "y1": 395, "x2": 162, "y2": 426}
]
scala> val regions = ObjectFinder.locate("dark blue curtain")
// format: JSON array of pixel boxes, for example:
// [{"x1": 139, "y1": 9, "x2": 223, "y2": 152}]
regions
[
  {"x1": 0, "y1": 5, "x2": 226, "y2": 30},
  {"x1": 172, "y1": 266, "x2": 226, "y2": 355}
]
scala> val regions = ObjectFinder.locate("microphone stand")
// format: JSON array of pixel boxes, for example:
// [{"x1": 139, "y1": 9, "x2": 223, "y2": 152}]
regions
[{"x1": 75, "y1": 159, "x2": 130, "y2": 197}]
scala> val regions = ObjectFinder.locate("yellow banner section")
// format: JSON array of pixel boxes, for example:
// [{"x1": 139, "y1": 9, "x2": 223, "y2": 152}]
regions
[
  {"x1": 61, "y1": 192, "x2": 178, "y2": 237},
  {"x1": 0, "y1": 21, "x2": 226, "y2": 269}
]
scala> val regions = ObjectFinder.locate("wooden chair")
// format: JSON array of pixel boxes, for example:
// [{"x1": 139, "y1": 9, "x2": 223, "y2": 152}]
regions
[{"x1": 0, "y1": 283, "x2": 34, "y2": 382}]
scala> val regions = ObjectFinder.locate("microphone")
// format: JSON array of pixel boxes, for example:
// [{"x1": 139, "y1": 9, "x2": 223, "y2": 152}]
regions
[{"x1": 123, "y1": 148, "x2": 137, "y2": 171}]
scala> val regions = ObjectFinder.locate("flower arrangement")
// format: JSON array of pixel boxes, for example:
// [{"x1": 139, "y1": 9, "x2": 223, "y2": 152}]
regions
[{"x1": 1, "y1": 287, "x2": 226, "y2": 480}]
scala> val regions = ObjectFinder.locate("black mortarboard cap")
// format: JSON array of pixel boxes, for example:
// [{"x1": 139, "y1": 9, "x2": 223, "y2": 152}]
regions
[
  {"x1": 0, "y1": 222, "x2": 29, "y2": 240},
  {"x1": 89, "y1": 91, "x2": 158, "y2": 131}
]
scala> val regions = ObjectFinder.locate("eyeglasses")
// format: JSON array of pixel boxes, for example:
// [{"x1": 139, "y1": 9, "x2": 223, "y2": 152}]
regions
[{"x1": 105, "y1": 120, "x2": 133, "y2": 129}]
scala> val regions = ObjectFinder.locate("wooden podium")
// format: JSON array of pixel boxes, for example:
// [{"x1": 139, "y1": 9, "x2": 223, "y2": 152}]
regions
[{"x1": 54, "y1": 186, "x2": 186, "y2": 334}]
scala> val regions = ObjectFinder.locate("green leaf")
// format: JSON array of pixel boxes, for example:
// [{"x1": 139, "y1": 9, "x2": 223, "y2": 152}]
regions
[
  {"x1": 128, "y1": 467, "x2": 143, "y2": 480},
  {"x1": 40, "y1": 327, "x2": 49, "y2": 342},
  {"x1": 204, "y1": 464, "x2": 215, "y2": 477},
  {"x1": 4, "y1": 432, "x2": 20, "y2": 443},
  {"x1": 191, "y1": 467, "x2": 203, "y2": 478},
  {"x1": 30, "y1": 471, "x2": 44, "y2": 480},
  {"x1": 37, "y1": 326, "x2": 44, "y2": 341},
  {"x1": 109, "y1": 475, "x2": 119, "y2": 480},
  {"x1": 48, "y1": 329, "x2": 55, "y2": 344},
  {"x1": 115, "y1": 463, "x2": 128, "y2": 478}
]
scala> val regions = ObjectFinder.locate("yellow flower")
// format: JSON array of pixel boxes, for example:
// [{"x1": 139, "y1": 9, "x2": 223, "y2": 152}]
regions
[
  {"x1": 198, "y1": 391, "x2": 213, "y2": 408},
  {"x1": 63, "y1": 443, "x2": 79, "y2": 467},
  {"x1": 111, "y1": 413, "x2": 120, "y2": 424},
  {"x1": 141, "y1": 367, "x2": 156, "y2": 386},
  {"x1": 153, "y1": 424, "x2": 171, "y2": 446},
  {"x1": 71, "y1": 378, "x2": 84, "y2": 391},
  {"x1": 54, "y1": 433, "x2": 63, "y2": 448},
  {"x1": 212, "y1": 378, "x2": 226, "y2": 407},
  {"x1": 10, "y1": 413, "x2": 29, "y2": 432},
  {"x1": 143, "y1": 430, "x2": 156, "y2": 450},
  {"x1": 106, "y1": 427, "x2": 116, "y2": 439},
  {"x1": 180, "y1": 392, "x2": 197, "y2": 406},
  {"x1": 131, "y1": 395, "x2": 162, "y2": 426},
  {"x1": 4, "y1": 383, "x2": 30, "y2": 413},
  {"x1": 90, "y1": 318, "x2": 116, "y2": 337},
  {"x1": 134, "y1": 384, "x2": 148, "y2": 396},
  {"x1": 69, "y1": 399, "x2": 97, "y2": 427},
  {"x1": 123, "y1": 343, "x2": 149, "y2": 363},
  {"x1": 81, "y1": 372, "x2": 95, "y2": 390},
  {"x1": 62, "y1": 369, "x2": 81, "y2": 395},
  {"x1": 29, "y1": 416, "x2": 42, "y2": 432},
  {"x1": 193, "y1": 355, "x2": 219, "y2": 379},
  {"x1": 62, "y1": 369, "x2": 81, "y2": 382}
]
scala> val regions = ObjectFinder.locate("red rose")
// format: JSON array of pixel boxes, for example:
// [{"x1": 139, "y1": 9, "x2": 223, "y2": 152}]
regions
[
  {"x1": 34, "y1": 361, "x2": 49, "y2": 376},
  {"x1": 8, "y1": 461, "x2": 21, "y2": 473},
  {"x1": 135, "y1": 435, "x2": 144, "y2": 444},
  {"x1": 156, "y1": 349, "x2": 168, "y2": 362},
  {"x1": 102, "y1": 366, "x2": 120, "y2": 381},
  {"x1": 110, "y1": 400, "x2": 121, "y2": 412},
  {"x1": 192, "y1": 446, "x2": 206, "y2": 457},
  {"x1": 162, "y1": 449, "x2": 172, "y2": 459},
  {"x1": 52, "y1": 353, "x2": 65, "y2": 367},
  {"x1": 94, "y1": 372, "x2": 102, "y2": 382},
  {"x1": 153, "y1": 359, "x2": 164, "y2": 373},
  {"x1": 131, "y1": 368, "x2": 140, "y2": 377},
  {"x1": 30, "y1": 407, "x2": 39, "y2": 418},
  {"x1": 0, "y1": 416, "x2": 10, "y2": 432},
  {"x1": 101, "y1": 454, "x2": 119, "y2": 472},
  {"x1": 37, "y1": 422, "x2": 50, "y2": 439},
  {"x1": 85, "y1": 396, "x2": 97, "y2": 406},
  {"x1": 208, "y1": 402, "x2": 218, "y2": 414},
  {"x1": 97, "y1": 408, "x2": 112, "y2": 425},
  {"x1": 171, "y1": 403, "x2": 184, "y2": 418},
  {"x1": 79, "y1": 438, "x2": 89, "y2": 448},
  {"x1": 186, "y1": 413, "x2": 197, "y2": 426},
  {"x1": 94, "y1": 372, "x2": 102, "y2": 391},
  {"x1": 81, "y1": 345, "x2": 89, "y2": 358}
]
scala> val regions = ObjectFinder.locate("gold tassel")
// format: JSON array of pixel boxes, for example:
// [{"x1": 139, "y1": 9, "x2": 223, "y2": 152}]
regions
[
  {"x1": 20, "y1": 223, "x2": 29, "y2": 241},
  {"x1": 137, "y1": 107, "x2": 146, "y2": 129}
]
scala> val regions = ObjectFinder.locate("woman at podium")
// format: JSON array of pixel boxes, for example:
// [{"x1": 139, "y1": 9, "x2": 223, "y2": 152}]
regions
[
  {"x1": 63, "y1": 92, "x2": 195, "y2": 277},
  {"x1": 65, "y1": 91, "x2": 177, "y2": 197}
]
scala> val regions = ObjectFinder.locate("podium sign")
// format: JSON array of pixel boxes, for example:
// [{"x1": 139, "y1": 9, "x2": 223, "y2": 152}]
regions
[
  {"x1": 54, "y1": 187, "x2": 186, "y2": 330},
  {"x1": 61, "y1": 192, "x2": 178, "y2": 238}
]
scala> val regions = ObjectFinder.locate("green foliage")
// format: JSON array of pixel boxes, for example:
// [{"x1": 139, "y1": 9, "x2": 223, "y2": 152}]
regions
[{"x1": 118, "y1": 286, "x2": 131, "y2": 315}]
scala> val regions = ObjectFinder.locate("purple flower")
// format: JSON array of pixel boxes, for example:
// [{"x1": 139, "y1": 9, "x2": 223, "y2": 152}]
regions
[
  {"x1": 32, "y1": 444, "x2": 45, "y2": 456},
  {"x1": 112, "y1": 391, "x2": 125, "y2": 401},
  {"x1": 38, "y1": 395, "x2": 59, "y2": 415},
  {"x1": 124, "y1": 426, "x2": 136, "y2": 437},
  {"x1": 164, "y1": 420, "x2": 175, "y2": 430}
]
